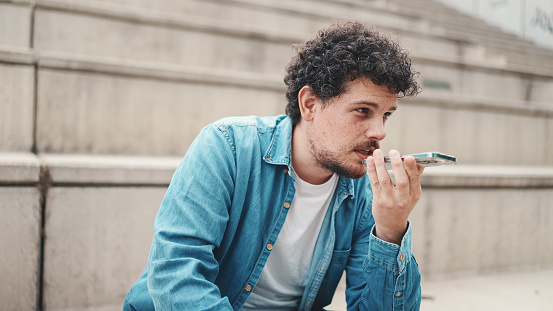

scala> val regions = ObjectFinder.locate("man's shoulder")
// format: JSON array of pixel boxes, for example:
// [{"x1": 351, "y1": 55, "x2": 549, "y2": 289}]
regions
[{"x1": 210, "y1": 115, "x2": 288, "y2": 132}]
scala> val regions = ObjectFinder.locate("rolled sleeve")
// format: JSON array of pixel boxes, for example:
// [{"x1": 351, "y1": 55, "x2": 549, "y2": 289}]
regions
[
  {"x1": 368, "y1": 221, "x2": 413, "y2": 273},
  {"x1": 359, "y1": 221, "x2": 421, "y2": 311}
]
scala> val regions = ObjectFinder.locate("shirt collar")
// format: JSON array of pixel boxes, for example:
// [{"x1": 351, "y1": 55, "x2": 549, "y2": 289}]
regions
[
  {"x1": 263, "y1": 115, "x2": 356, "y2": 198},
  {"x1": 263, "y1": 115, "x2": 293, "y2": 166}
]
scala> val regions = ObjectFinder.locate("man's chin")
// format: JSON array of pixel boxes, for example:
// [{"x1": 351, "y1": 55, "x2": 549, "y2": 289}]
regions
[
  {"x1": 330, "y1": 164, "x2": 366, "y2": 179},
  {"x1": 348, "y1": 170, "x2": 367, "y2": 179}
]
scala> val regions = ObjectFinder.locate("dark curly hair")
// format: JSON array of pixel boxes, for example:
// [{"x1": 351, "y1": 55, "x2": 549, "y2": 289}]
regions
[{"x1": 284, "y1": 21, "x2": 420, "y2": 126}]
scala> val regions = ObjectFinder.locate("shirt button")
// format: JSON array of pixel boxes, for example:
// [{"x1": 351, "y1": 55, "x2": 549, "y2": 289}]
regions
[
  {"x1": 396, "y1": 291, "x2": 402, "y2": 297},
  {"x1": 245, "y1": 285, "x2": 252, "y2": 292},
  {"x1": 266, "y1": 244, "x2": 273, "y2": 251},
  {"x1": 399, "y1": 253, "x2": 404, "y2": 261},
  {"x1": 283, "y1": 168, "x2": 288, "y2": 174},
  {"x1": 284, "y1": 202, "x2": 290, "y2": 209}
]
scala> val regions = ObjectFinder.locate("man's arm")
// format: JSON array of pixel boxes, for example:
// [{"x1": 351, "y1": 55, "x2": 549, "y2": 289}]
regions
[
  {"x1": 345, "y1": 149, "x2": 424, "y2": 310},
  {"x1": 344, "y1": 217, "x2": 421, "y2": 310},
  {"x1": 146, "y1": 125, "x2": 236, "y2": 310}
]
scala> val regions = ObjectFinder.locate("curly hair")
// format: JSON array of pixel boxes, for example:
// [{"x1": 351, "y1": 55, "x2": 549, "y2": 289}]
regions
[{"x1": 284, "y1": 21, "x2": 420, "y2": 126}]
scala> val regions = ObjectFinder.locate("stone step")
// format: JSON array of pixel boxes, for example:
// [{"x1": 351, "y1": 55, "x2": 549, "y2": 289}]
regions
[
  {"x1": 29, "y1": 0, "x2": 553, "y2": 76},
  {"x1": 26, "y1": 0, "x2": 553, "y2": 78},
  {"x1": 2, "y1": 47, "x2": 552, "y2": 163},
  {"x1": 32, "y1": 1, "x2": 299, "y2": 76},
  {"x1": 1, "y1": 152, "x2": 552, "y2": 311}
]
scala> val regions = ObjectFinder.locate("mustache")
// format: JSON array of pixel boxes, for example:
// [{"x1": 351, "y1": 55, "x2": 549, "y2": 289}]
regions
[{"x1": 353, "y1": 140, "x2": 380, "y2": 150}]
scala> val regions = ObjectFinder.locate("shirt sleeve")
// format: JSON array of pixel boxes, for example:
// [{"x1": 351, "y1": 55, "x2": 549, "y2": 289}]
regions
[
  {"x1": 345, "y1": 218, "x2": 421, "y2": 311},
  {"x1": 146, "y1": 125, "x2": 235, "y2": 310}
]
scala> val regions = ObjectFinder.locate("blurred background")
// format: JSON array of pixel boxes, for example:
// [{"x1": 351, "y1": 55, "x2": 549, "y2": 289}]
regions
[{"x1": 1, "y1": 0, "x2": 552, "y2": 310}]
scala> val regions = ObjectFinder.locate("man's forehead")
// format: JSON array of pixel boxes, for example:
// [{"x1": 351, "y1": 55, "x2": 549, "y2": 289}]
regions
[{"x1": 341, "y1": 78, "x2": 398, "y2": 104}]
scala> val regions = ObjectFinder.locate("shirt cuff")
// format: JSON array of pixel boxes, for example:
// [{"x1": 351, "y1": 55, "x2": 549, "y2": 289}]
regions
[{"x1": 368, "y1": 221, "x2": 413, "y2": 272}]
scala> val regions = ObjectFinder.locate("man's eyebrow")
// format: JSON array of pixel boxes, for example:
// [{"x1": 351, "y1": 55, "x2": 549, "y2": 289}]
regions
[{"x1": 352, "y1": 100, "x2": 397, "y2": 111}]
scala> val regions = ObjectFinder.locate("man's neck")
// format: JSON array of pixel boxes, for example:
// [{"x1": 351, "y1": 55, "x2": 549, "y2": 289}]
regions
[{"x1": 291, "y1": 123, "x2": 333, "y2": 185}]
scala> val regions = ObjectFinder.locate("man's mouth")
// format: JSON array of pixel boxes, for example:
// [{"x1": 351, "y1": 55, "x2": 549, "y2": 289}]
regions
[
  {"x1": 353, "y1": 148, "x2": 376, "y2": 160},
  {"x1": 355, "y1": 149, "x2": 373, "y2": 156},
  {"x1": 353, "y1": 141, "x2": 379, "y2": 159}
]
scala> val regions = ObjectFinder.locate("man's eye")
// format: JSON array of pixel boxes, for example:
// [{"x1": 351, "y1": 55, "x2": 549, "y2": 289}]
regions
[
  {"x1": 356, "y1": 108, "x2": 369, "y2": 114},
  {"x1": 384, "y1": 112, "x2": 393, "y2": 119}
]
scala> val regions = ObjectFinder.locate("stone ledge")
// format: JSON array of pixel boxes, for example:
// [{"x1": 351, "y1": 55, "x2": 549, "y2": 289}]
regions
[
  {"x1": 0, "y1": 0, "x2": 30, "y2": 5},
  {"x1": 2, "y1": 153, "x2": 552, "y2": 188},
  {"x1": 0, "y1": 153, "x2": 41, "y2": 183},
  {"x1": 421, "y1": 164, "x2": 553, "y2": 188},
  {"x1": 36, "y1": 51, "x2": 285, "y2": 92},
  {"x1": 40, "y1": 153, "x2": 181, "y2": 186},
  {"x1": 0, "y1": 46, "x2": 34, "y2": 65},
  {"x1": 403, "y1": 91, "x2": 553, "y2": 117}
]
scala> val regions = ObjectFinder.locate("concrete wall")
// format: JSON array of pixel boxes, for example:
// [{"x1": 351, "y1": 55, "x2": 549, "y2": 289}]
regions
[{"x1": 1, "y1": 0, "x2": 553, "y2": 310}]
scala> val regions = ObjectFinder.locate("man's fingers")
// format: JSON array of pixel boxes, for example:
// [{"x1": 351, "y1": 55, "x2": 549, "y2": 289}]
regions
[
  {"x1": 372, "y1": 149, "x2": 394, "y2": 196},
  {"x1": 389, "y1": 149, "x2": 408, "y2": 191},
  {"x1": 404, "y1": 155, "x2": 423, "y2": 198},
  {"x1": 365, "y1": 156, "x2": 381, "y2": 194}
]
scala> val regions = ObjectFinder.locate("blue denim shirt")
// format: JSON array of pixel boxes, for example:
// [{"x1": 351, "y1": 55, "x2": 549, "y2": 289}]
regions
[{"x1": 124, "y1": 115, "x2": 421, "y2": 311}]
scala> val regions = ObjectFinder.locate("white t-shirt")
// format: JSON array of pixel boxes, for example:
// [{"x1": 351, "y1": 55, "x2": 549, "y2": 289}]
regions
[{"x1": 241, "y1": 172, "x2": 338, "y2": 310}]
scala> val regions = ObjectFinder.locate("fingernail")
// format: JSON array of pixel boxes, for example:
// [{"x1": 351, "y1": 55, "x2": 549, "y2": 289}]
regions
[
  {"x1": 373, "y1": 149, "x2": 383, "y2": 158},
  {"x1": 389, "y1": 149, "x2": 400, "y2": 158},
  {"x1": 366, "y1": 156, "x2": 374, "y2": 165}
]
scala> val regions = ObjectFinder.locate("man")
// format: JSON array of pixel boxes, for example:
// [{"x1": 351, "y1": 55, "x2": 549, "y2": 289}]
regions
[{"x1": 124, "y1": 21, "x2": 423, "y2": 310}]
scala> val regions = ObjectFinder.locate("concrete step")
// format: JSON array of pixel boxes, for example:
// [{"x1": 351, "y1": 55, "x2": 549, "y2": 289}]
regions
[
  {"x1": 1, "y1": 153, "x2": 552, "y2": 310},
  {"x1": 28, "y1": 0, "x2": 553, "y2": 77},
  {"x1": 3, "y1": 46, "x2": 552, "y2": 163},
  {"x1": 33, "y1": 1, "x2": 299, "y2": 76},
  {"x1": 328, "y1": 269, "x2": 553, "y2": 310},
  {"x1": 27, "y1": 0, "x2": 553, "y2": 77},
  {"x1": 421, "y1": 269, "x2": 553, "y2": 311}
]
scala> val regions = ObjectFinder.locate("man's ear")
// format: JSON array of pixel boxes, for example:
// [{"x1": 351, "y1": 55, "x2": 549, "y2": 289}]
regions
[{"x1": 298, "y1": 86, "x2": 319, "y2": 122}]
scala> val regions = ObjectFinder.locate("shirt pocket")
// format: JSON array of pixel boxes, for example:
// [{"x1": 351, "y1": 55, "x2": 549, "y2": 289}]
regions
[{"x1": 331, "y1": 249, "x2": 351, "y2": 265}]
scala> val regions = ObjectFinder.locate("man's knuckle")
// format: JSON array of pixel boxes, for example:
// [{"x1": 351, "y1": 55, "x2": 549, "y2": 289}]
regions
[
  {"x1": 380, "y1": 177, "x2": 392, "y2": 185},
  {"x1": 396, "y1": 179, "x2": 409, "y2": 188}
]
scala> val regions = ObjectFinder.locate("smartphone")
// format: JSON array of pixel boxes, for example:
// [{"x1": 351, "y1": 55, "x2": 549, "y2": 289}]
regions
[{"x1": 363, "y1": 152, "x2": 457, "y2": 167}]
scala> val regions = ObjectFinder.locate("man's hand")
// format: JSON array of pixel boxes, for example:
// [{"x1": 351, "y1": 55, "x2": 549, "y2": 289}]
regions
[{"x1": 365, "y1": 149, "x2": 425, "y2": 245}]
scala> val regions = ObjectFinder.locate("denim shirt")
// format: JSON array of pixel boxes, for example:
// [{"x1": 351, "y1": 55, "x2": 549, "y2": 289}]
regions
[{"x1": 124, "y1": 115, "x2": 421, "y2": 311}]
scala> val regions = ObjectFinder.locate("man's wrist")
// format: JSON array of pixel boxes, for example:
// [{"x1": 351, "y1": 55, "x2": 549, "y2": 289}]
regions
[{"x1": 374, "y1": 222, "x2": 408, "y2": 245}]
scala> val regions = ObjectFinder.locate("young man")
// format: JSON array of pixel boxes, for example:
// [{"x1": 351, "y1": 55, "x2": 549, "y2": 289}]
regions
[{"x1": 124, "y1": 21, "x2": 423, "y2": 310}]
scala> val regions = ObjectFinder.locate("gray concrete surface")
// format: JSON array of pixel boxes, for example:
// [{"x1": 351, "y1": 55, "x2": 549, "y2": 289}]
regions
[
  {"x1": 0, "y1": 187, "x2": 41, "y2": 311},
  {"x1": 35, "y1": 69, "x2": 283, "y2": 155},
  {"x1": 328, "y1": 269, "x2": 553, "y2": 310},
  {"x1": 43, "y1": 186, "x2": 165, "y2": 311},
  {"x1": 0, "y1": 3, "x2": 31, "y2": 49},
  {"x1": 0, "y1": 63, "x2": 34, "y2": 152},
  {"x1": 411, "y1": 187, "x2": 553, "y2": 277},
  {"x1": 33, "y1": 7, "x2": 294, "y2": 74},
  {"x1": 420, "y1": 269, "x2": 553, "y2": 311}
]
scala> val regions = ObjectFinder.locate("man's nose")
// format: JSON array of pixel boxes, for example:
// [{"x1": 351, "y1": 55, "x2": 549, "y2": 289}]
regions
[{"x1": 365, "y1": 120, "x2": 386, "y2": 141}]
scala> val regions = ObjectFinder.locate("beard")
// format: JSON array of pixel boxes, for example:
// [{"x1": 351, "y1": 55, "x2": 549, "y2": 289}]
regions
[{"x1": 310, "y1": 139, "x2": 380, "y2": 179}]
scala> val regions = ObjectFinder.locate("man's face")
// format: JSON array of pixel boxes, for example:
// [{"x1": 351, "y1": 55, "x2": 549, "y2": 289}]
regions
[{"x1": 306, "y1": 77, "x2": 397, "y2": 179}]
